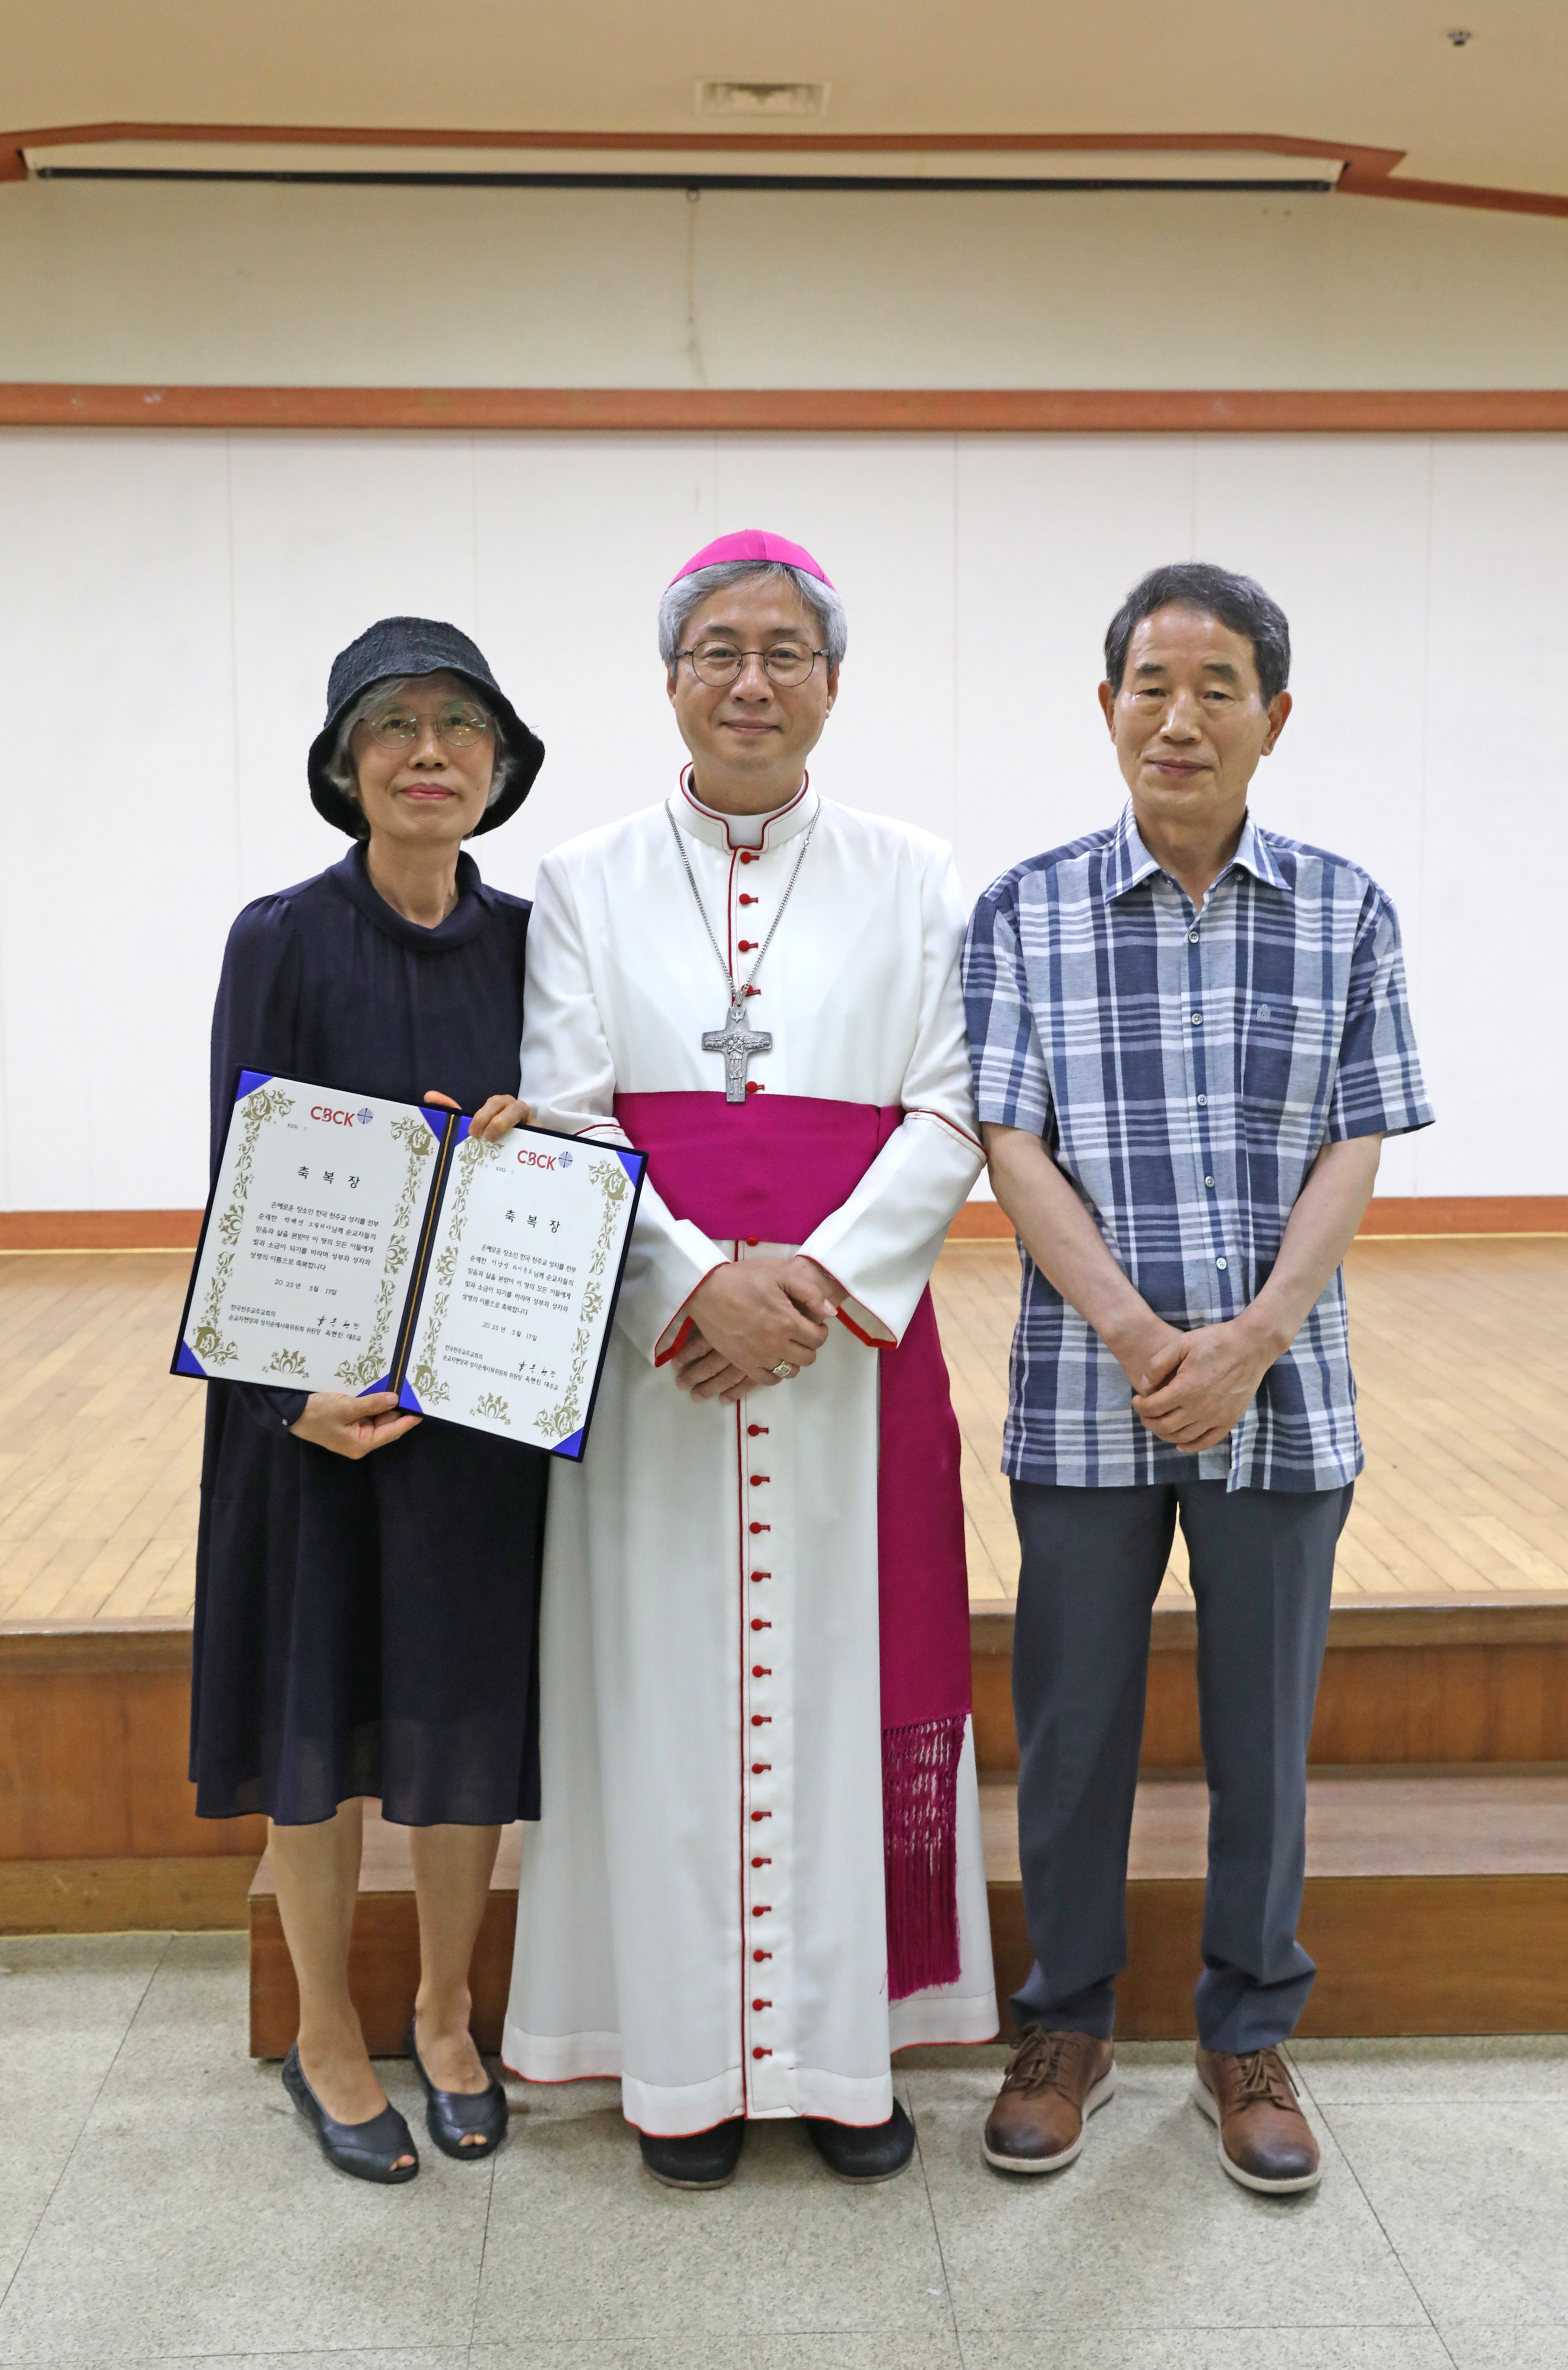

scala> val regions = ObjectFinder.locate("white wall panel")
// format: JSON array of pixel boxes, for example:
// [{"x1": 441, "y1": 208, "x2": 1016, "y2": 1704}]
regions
[
  {"x1": 0, "y1": 432, "x2": 235, "y2": 1208},
  {"x1": 1419, "y1": 437, "x2": 1568, "y2": 1195},
  {"x1": 713, "y1": 438, "x2": 959, "y2": 844},
  {"x1": 0, "y1": 426, "x2": 1561, "y2": 1208},
  {"x1": 471, "y1": 434, "x2": 718, "y2": 907},
  {"x1": 226, "y1": 433, "x2": 483, "y2": 902},
  {"x1": 953, "y1": 436, "x2": 1198, "y2": 902},
  {"x1": 1188, "y1": 436, "x2": 1436, "y2": 1195}
]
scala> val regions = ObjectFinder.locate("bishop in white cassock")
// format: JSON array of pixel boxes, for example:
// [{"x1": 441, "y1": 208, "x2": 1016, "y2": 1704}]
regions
[{"x1": 498, "y1": 530, "x2": 997, "y2": 2188}]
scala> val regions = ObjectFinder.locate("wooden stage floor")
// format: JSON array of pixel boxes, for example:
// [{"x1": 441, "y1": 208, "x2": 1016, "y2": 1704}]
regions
[{"x1": 2, "y1": 1239, "x2": 1566, "y2": 1629}]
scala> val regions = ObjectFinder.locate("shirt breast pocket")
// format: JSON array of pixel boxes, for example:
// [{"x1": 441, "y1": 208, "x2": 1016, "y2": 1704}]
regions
[{"x1": 1241, "y1": 1001, "x2": 1339, "y2": 1139}]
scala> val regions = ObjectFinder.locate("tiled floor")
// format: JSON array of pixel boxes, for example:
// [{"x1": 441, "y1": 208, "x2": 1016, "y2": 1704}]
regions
[{"x1": 1, "y1": 1936, "x2": 1563, "y2": 2369}]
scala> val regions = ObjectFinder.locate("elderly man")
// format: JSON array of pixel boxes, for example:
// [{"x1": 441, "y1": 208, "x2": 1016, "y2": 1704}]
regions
[
  {"x1": 963, "y1": 561, "x2": 1432, "y2": 2193},
  {"x1": 498, "y1": 529, "x2": 997, "y2": 2188}
]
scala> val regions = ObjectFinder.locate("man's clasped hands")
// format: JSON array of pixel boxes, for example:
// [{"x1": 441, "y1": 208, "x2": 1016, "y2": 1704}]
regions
[
  {"x1": 1120, "y1": 1309, "x2": 1280, "y2": 1455},
  {"x1": 670, "y1": 1260, "x2": 1281, "y2": 1448}
]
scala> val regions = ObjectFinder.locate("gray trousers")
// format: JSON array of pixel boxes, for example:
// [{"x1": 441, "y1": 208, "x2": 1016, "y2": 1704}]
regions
[{"x1": 1010, "y1": 1478, "x2": 1352, "y2": 2054}]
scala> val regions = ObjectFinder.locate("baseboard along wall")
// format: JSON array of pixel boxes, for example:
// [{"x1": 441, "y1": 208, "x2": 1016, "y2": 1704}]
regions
[{"x1": 3, "y1": 1197, "x2": 1566, "y2": 1252}]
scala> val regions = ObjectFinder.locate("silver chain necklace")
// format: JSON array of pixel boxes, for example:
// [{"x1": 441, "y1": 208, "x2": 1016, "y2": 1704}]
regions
[{"x1": 666, "y1": 795, "x2": 819, "y2": 1102}]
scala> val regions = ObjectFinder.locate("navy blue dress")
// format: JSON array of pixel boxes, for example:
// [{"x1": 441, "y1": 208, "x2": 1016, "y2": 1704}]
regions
[{"x1": 190, "y1": 843, "x2": 548, "y2": 1826}]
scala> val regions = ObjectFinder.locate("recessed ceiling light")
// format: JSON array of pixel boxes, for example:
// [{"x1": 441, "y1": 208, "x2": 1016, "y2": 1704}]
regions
[{"x1": 697, "y1": 80, "x2": 827, "y2": 117}]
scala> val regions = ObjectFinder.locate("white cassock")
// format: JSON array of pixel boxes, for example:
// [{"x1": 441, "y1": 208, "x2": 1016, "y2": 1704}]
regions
[{"x1": 502, "y1": 776, "x2": 998, "y2": 2135}]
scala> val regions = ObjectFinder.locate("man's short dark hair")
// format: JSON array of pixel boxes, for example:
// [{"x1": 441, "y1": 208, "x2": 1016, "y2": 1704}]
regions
[{"x1": 1103, "y1": 563, "x2": 1291, "y2": 705}]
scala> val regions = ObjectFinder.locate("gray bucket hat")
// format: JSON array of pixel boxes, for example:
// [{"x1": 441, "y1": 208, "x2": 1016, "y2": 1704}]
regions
[{"x1": 307, "y1": 615, "x2": 545, "y2": 837}]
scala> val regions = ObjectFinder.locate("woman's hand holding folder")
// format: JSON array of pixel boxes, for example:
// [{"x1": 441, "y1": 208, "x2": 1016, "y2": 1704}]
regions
[{"x1": 289, "y1": 1390, "x2": 422, "y2": 1459}]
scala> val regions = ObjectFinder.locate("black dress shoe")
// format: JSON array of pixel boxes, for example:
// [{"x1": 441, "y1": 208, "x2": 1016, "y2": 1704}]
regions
[
  {"x1": 282, "y1": 2043, "x2": 419, "y2": 2184},
  {"x1": 404, "y1": 2021, "x2": 509, "y2": 2161},
  {"x1": 804, "y1": 2098, "x2": 916, "y2": 2182},
  {"x1": 639, "y1": 2119, "x2": 747, "y2": 2189}
]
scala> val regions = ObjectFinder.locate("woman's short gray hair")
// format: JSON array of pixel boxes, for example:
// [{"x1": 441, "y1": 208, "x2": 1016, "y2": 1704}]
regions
[
  {"x1": 658, "y1": 561, "x2": 849, "y2": 673},
  {"x1": 323, "y1": 674, "x2": 513, "y2": 837}
]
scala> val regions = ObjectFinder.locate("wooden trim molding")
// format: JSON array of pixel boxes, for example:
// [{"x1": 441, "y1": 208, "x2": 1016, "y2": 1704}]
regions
[
  {"x1": 1356, "y1": 1195, "x2": 1568, "y2": 1237},
  {"x1": 0, "y1": 1209, "x2": 203, "y2": 1250},
  {"x1": 3, "y1": 387, "x2": 1568, "y2": 434},
  {"x1": 4, "y1": 122, "x2": 1568, "y2": 220},
  {"x1": 3, "y1": 1195, "x2": 1563, "y2": 1253},
  {"x1": 950, "y1": 1197, "x2": 1568, "y2": 1243}
]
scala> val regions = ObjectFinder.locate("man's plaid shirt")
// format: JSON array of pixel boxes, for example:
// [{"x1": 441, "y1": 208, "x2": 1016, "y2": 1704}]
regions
[{"x1": 962, "y1": 804, "x2": 1434, "y2": 1492}]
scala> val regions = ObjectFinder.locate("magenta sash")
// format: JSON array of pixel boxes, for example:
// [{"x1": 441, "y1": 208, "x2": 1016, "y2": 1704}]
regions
[{"x1": 615, "y1": 1089, "x2": 970, "y2": 1998}]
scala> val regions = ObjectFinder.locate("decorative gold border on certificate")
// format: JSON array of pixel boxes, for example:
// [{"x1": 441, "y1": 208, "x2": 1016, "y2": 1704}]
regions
[
  {"x1": 534, "y1": 1154, "x2": 629, "y2": 1444},
  {"x1": 187, "y1": 1083, "x2": 295, "y2": 1368},
  {"x1": 409, "y1": 1134, "x2": 501, "y2": 1409},
  {"x1": 333, "y1": 1113, "x2": 435, "y2": 1390}
]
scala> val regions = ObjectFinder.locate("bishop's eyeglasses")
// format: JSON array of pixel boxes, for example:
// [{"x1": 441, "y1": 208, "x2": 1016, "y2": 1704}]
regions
[
  {"x1": 362, "y1": 700, "x2": 495, "y2": 751},
  {"x1": 676, "y1": 639, "x2": 829, "y2": 689}
]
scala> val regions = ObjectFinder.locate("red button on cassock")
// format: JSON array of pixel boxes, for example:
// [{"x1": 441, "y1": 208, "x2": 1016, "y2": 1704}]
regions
[
  {"x1": 749, "y1": 1522, "x2": 769, "y2": 1534},
  {"x1": 751, "y1": 1810, "x2": 771, "y2": 1821},
  {"x1": 752, "y1": 1905, "x2": 771, "y2": 1916},
  {"x1": 751, "y1": 1665, "x2": 771, "y2": 1677},
  {"x1": 737, "y1": 939, "x2": 757, "y2": 952},
  {"x1": 739, "y1": 894, "x2": 757, "y2": 906},
  {"x1": 751, "y1": 1762, "x2": 771, "y2": 1774},
  {"x1": 739, "y1": 851, "x2": 757, "y2": 864},
  {"x1": 753, "y1": 1949, "x2": 770, "y2": 1961},
  {"x1": 753, "y1": 1997, "x2": 771, "y2": 2010},
  {"x1": 746, "y1": 1081, "x2": 765, "y2": 1094},
  {"x1": 751, "y1": 1856, "x2": 770, "y2": 1867},
  {"x1": 747, "y1": 1425, "x2": 767, "y2": 1437},
  {"x1": 751, "y1": 1618, "x2": 770, "y2": 1631},
  {"x1": 750, "y1": 1474, "x2": 769, "y2": 1486},
  {"x1": 751, "y1": 1714, "x2": 770, "y2": 1726},
  {"x1": 745, "y1": 1236, "x2": 760, "y2": 1246},
  {"x1": 753, "y1": 2047, "x2": 771, "y2": 2059}
]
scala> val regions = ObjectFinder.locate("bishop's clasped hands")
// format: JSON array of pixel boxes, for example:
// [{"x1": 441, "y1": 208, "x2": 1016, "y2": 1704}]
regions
[{"x1": 670, "y1": 1253, "x2": 838, "y2": 1405}]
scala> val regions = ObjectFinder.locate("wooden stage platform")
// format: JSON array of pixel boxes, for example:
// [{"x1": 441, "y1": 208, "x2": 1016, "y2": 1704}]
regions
[
  {"x1": 5, "y1": 1237, "x2": 1568, "y2": 1627},
  {"x1": 4, "y1": 1237, "x2": 1568, "y2": 2038}
]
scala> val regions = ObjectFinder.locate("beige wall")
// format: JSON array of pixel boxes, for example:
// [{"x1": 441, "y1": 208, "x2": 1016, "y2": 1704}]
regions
[
  {"x1": 9, "y1": 0, "x2": 1568, "y2": 195},
  {"x1": 1, "y1": 180, "x2": 1567, "y2": 389}
]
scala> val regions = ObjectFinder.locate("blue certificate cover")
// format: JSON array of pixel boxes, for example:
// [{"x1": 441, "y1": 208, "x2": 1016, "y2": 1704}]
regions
[{"x1": 173, "y1": 1071, "x2": 645, "y2": 1460}]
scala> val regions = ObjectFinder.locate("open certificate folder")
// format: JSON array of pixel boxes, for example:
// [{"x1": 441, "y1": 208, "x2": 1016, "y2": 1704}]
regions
[{"x1": 173, "y1": 1071, "x2": 646, "y2": 1459}]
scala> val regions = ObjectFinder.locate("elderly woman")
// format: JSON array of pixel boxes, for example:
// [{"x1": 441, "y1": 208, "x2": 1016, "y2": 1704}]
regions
[{"x1": 192, "y1": 617, "x2": 548, "y2": 2184}]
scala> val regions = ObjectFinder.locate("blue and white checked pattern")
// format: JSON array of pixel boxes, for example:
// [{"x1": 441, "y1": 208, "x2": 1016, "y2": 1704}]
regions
[{"x1": 963, "y1": 804, "x2": 1434, "y2": 1492}]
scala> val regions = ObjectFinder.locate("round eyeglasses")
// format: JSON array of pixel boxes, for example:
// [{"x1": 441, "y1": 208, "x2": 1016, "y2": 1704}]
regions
[
  {"x1": 362, "y1": 700, "x2": 494, "y2": 751},
  {"x1": 677, "y1": 640, "x2": 828, "y2": 689}
]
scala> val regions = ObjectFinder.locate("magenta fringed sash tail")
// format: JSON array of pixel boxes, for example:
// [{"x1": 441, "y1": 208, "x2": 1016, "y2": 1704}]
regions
[{"x1": 614, "y1": 1090, "x2": 973, "y2": 2000}]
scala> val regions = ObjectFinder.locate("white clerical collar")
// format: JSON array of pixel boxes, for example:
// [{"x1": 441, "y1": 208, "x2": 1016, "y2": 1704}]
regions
[{"x1": 673, "y1": 767, "x2": 819, "y2": 853}]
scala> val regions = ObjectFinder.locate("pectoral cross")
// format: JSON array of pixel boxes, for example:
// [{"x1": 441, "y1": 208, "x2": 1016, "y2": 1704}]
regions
[{"x1": 703, "y1": 996, "x2": 773, "y2": 1104}]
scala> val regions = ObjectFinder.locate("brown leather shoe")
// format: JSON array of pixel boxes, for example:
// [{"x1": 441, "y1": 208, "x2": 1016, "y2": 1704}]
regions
[
  {"x1": 982, "y1": 2028, "x2": 1117, "y2": 2174},
  {"x1": 1192, "y1": 2046, "x2": 1322, "y2": 2193}
]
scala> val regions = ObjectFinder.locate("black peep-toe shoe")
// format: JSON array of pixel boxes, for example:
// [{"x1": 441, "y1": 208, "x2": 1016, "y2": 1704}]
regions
[
  {"x1": 281, "y1": 2043, "x2": 420, "y2": 2184},
  {"x1": 404, "y1": 2020, "x2": 510, "y2": 2160}
]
